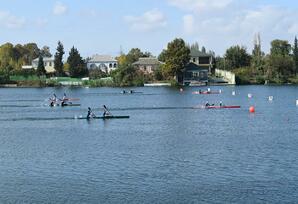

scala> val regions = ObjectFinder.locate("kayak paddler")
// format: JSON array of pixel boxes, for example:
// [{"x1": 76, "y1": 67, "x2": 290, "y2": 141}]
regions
[
  {"x1": 103, "y1": 105, "x2": 112, "y2": 117},
  {"x1": 87, "y1": 107, "x2": 96, "y2": 119},
  {"x1": 205, "y1": 101, "x2": 210, "y2": 107},
  {"x1": 50, "y1": 93, "x2": 57, "y2": 106}
]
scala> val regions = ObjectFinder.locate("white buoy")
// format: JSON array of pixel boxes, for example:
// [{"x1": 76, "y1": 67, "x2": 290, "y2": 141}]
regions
[
  {"x1": 296, "y1": 100, "x2": 298, "y2": 106},
  {"x1": 248, "y1": 93, "x2": 253, "y2": 98},
  {"x1": 219, "y1": 89, "x2": 222, "y2": 93},
  {"x1": 232, "y1": 91, "x2": 236, "y2": 96},
  {"x1": 268, "y1": 96, "x2": 273, "y2": 101},
  {"x1": 207, "y1": 88, "x2": 211, "y2": 92}
]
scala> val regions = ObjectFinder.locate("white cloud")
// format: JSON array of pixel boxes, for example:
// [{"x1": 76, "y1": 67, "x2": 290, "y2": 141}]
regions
[
  {"x1": 124, "y1": 9, "x2": 167, "y2": 32},
  {"x1": 168, "y1": 1, "x2": 298, "y2": 55},
  {"x1": 168, "y1": 0, "x2": 233, "y2": 12},
  {"x1": 0, "y1": 11, "x2": 26, "y2": 29},
  {"x1": 183, "y1": 14, "x2": 194, "y2": 35},
  {"x1": 35, "y1": 18, "x2": 48, "y2": 27},
  {"x1": 53, "y1": 2, "x2": 67, "y2": 15}
]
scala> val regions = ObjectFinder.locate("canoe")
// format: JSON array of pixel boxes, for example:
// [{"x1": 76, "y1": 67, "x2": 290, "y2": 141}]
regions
[
  {"x1": 206, "y1": 105, "x2": 240, "y2": 109},
  {"x1": 61, "y1": 104, "x2": 81, "y2": 107},
  {"x1": 192, "y1": 91, "x2": 221, "y2": 95},
  {"x1": 77, "y1": 115, "x2": 130, "y2": 120}
]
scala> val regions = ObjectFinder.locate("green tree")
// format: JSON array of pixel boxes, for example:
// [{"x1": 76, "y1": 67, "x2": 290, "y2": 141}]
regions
[
  {"x1": 201, "y1": 46, "x2": 206, "y2": 53},
  {"x1": 265, "y1": 39, "x2": 294, "y2": 82},
  {"x1": 224, "y1": 45, "x2": 251, "y2": 70},
  {"x1": 126, "y1": 48, "x2": 145, "y2": 64},
  {"x1": 41, "y1": 46, "x2": 52, "y2": 58},
  {"x1": 36, "y1": 55, "x2": 46, "y2": 76},
  {"x1": 251, "y1": 33, "x2": 265, "y2": 76},
  {"x1": 158, "y1": 49, "x2": 167, "y2": 62},
  {"x1": 54, "y1": 41, "x2": 65, "y2": 76},
  {"x1": 67, "y1": 46, "x2": 87, "y2": 77},
  {"x1": 23, "y1": 43, "x2": 40, "y2": 64},
  {"x1": 270, "y1": 39, "x2": 291, "y2": 56},
  {"x1": 190, "y1": 42, "x2": 199, "y2": 51},
  {"x1": 293, "y1": 36, "x2": 298, "y2": 75},
  {"x1": 164, "y1": 38, "x2": 190, "y2": 77}
]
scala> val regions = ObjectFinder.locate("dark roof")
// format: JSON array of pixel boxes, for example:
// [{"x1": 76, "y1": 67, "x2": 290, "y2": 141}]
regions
[
  {"x1": 190, "y1": 49, "x2": 212, "y2": 57},
  {"x1": 132, "y1": 57, "x2": 161, "y2": 65},
  {"x1": 183, "y1": 62, "x2": 209, "y2": 72}
]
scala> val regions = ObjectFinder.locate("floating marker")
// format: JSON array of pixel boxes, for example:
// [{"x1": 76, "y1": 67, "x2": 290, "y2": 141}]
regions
[
  {"x1": 248, "y1": 93, "x2": 253, "y2": 98},
  {"x1": 268, "y1": 96, "x2": 273, "y2": 101},
  {"x1": 296, "y1": 100, "x2": 298, "y2": 106},
  {"x1": 219, "y1": 89, "x2": 222, "y2": 93},
  {"x1": 207, "y1": 88, "x2": 211, "y2": 92},
  {"x1": 232, "y1": 91, "x2": 236, "y2": 96},
  {"x1": 180, "y1": 88, "x2": 183, "y2": 92},
  {"x1": 249, "y1": 106, "x2": 255, "y2": 113}
]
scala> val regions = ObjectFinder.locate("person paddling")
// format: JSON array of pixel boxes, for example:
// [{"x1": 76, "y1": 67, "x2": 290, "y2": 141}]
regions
[
  {"x1": 61, "y1": 93, "x2": 71, "y2": 106},
  {"x1": 87, "y1": 107, "x2": 96, "y2": 119},
  {"x1": 103, "y1": 105, "x2": 112, "y2": 117},
  {"x1": 50, "y1": 93, "x2": 57, "y2": 106}
]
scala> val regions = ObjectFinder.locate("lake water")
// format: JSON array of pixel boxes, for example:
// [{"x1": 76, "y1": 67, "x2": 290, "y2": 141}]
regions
[{"x1": 0, "y1": 86, "x2": 298, "y2": 203}]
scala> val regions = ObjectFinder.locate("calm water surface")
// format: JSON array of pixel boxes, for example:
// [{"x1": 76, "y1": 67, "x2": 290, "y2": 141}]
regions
[{"x1": 0, "y1": 86, "x2": 298, "y2": 203}]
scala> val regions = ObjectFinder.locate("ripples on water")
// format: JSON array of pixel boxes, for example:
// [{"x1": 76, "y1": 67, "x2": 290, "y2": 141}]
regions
[{"x1": 0, "y1": 86, "x2": 298, "y2": 203}]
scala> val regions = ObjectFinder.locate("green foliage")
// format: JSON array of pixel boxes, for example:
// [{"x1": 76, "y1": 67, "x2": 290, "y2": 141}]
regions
[
  {"x1": 293, "y1": 36, "x2": 298, "y2": 75},
  {"x1": 41, "y1": 46, "x2": 52, "y2": 57},
  {"x1": 125, "y1": 48, "x2": 150, "y2": 64},
  {"x1": 83, "y1": 78, "x2": 114, "y2": 87},
  {"x1": 54, "y1": 41, "x2": 65, "y2": 76},
  {"x1": 88, "y1": 68, "x2": 107, "y2": 79},
  {"x1": 67, "y1": 46, "x2": 88, "y2": 77},
  {"x1": 158, "y1": 49, "x2": 167, "y2": 62},
  {"x1": 36, "y1": 55, "x2": 46, "y2": 76},
  {"x1": 164, "y1": 38, "x2": 190, "y2": 77},
  {"x1": 224, "y1": 45, "x2": 251, "y2": 70},
  {"x1": 270, "y1": 39, "x2": 291, "y2": 56}
]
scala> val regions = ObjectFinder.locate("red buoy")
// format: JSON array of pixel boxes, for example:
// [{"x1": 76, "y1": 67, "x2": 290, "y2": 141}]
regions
[{"x1": 249, "y1": 106, "x2": 255, "y2": 113}]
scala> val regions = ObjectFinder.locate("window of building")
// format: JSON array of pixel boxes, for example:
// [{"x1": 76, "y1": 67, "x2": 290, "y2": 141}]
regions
[
  {"x1": 199, "y1": 57, "x2": 210, "y2": 64},
  {"x1": 114, "y1": 63, "x2": 117, "y2": 68},
  {"x1": 49, "y1": 62, "x2": 52, "y2": 66},
  {"x1": 193, "y1": 58, "x2": 196, "y2": 63},
  {"x1": 109, "y1": 63, "x2": 112, "y2": 68}
]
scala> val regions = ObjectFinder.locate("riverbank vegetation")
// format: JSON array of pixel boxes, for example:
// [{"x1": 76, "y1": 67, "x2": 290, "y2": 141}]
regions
[{"x1": 0, "y1": 34, "x2": 298, "y2": 86}]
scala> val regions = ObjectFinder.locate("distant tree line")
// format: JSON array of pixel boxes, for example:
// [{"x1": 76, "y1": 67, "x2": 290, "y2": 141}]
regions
[
  {"x1": 1, "y1": 34, "x2": 298, "y2": 85},
  {"x1": 216, "y1": 34, "x2": 298, "y2": 84}
]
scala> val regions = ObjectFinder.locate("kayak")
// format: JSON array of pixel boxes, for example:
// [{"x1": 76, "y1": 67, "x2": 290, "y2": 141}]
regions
[
  {"x1": 77, "y1": 115, "x2": 130, "y2": 120},
  {"x1": 205, "y1": 105, "x2": 240, "y2": 109},
  {"x1": 61, "y1": 104, "x2": 81, "y2": 107},
  {"x1": 50, "y1": 103, "x2": 81, "y2": 107},
  {"x1": 192, "y1": 91, "x2": 221, "y2": 94}
]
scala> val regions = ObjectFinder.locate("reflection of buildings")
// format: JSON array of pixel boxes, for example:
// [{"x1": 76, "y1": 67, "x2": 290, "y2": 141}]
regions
[
  {"x1": 87, "y1": 55, "x2": 118, "y2": 73},
  {"x1": 133, "y1": 57, "x2": 162, "y2": 74},
  {"x1": 22, "y1": 57, "x2": 55, "y2": 74}
]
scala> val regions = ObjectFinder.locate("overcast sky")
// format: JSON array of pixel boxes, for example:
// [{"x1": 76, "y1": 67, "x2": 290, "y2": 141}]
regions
[{"x1": 1, "y1": 0, "x2": 298, "y2": 57}]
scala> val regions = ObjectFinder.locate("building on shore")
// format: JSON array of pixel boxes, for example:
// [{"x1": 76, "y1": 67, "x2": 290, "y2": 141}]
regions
[
  {"x1": 179, "y1": 50, "x2": 214, "y2": 86},
  {"x1": 87, "y1": 55, "x2": 118, "y2": 73},
  {"x1": 22, "y1": 57, "x2": 55, "y2": 74},
  {"x1": 132, "y1": 57, "x2": 162, "y2": 74}
]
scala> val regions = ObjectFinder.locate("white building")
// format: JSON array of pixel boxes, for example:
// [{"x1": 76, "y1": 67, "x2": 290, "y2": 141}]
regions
[
  {"x1": 22, "y1": 57, "x2": 55, "y2": 74},
  {"x1": 87, "y1": 55, "x2": 118, "y2": 73}
]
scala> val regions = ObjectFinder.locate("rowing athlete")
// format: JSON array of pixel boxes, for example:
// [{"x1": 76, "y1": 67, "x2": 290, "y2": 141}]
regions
[
  {"x1": 49, "y1": 93, "x2": 58, "y2": 106},
  {"x1": 219, "y1": 101, "x2": 223, "y2": 107},
  {"x1": 205, "y1": 101, "x2": 210, "y2": 107},
  {"x1": 87, "y1": 107, "x2": 96, "y2": 119},
  {"x1": 103, "y1": 105, "x2": 112, "y2": 117},
  {"x1": 61, "y1": 93, "x2": 71, "y2": 106}
]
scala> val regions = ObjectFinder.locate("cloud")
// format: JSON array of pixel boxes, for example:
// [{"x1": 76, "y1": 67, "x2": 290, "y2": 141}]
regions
[
  {"x1": 35, "y1": 18, "x2": 48, "y2": 27},
  {"x1": 170, "y1": 1, "x2": 298, "y2": 55},
  {"x1": 183, "y1": 14, "x2": 194, "y2": 35},
  {"x1": 53, "y1": 2, "x2": 67, "y2": 15},
  {"x1": 124, "y1": 9, "x2": 167, "y2": 32},
  {"x1": 0, "y1": 11, "x2": 26, "y2": 29},
  {"x1": 168, "y1": 0, "x2": 233, "y2": 12}
]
